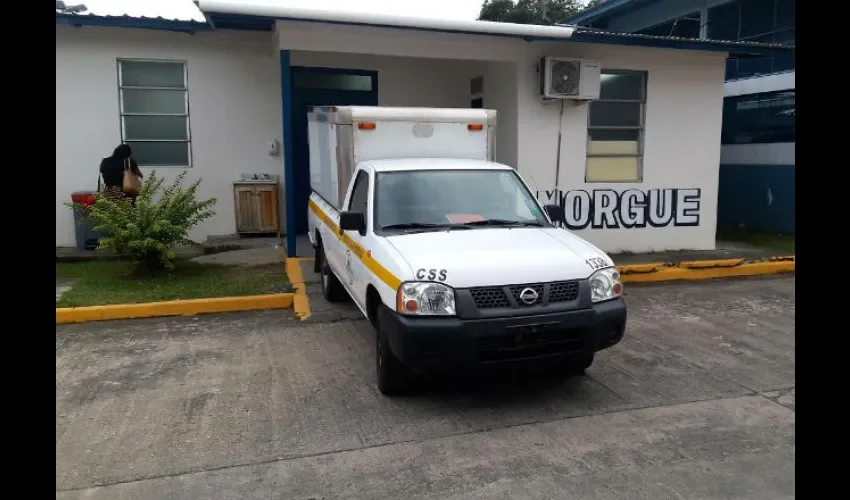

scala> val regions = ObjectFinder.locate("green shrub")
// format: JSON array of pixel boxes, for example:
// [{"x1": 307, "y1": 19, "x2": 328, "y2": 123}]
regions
[{"x1": 78, "y1": 171, "x2": 216, "y2": 272}]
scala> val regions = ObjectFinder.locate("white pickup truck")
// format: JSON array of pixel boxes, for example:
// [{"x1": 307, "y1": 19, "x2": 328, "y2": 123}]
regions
[{"x1": 307, "y1": 106, "x2": 626, "y2": 395}]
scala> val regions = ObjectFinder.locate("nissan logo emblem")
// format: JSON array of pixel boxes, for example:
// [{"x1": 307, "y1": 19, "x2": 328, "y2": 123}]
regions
[{"x1": 519, "y1": 287, "x2": 539, "y2": 305}]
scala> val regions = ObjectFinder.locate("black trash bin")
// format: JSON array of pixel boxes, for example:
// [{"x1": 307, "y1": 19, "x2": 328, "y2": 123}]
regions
[{"x1": 70, "y1": 191, "x2": 102, "y2": 250}]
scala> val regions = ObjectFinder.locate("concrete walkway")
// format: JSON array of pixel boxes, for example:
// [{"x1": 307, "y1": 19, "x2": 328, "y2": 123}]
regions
[{"x1": 189, "y1": 247, "x2": 284, "y2": 267}]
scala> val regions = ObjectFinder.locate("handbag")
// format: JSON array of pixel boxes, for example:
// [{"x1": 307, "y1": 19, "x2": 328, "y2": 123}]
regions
[{"x1": 122, "y1": 157, "x2": 142, "y2": 196}]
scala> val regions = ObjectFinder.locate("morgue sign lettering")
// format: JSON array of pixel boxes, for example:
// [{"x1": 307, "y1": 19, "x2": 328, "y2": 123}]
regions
[{"x1": 536, "y1": 188, "x2": 701, "y2": 230}]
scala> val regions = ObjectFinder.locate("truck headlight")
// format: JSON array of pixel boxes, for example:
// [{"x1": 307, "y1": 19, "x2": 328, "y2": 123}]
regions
[
  {"x1": 590, "y1": 267, "x2": 623, "y2": 303},
  {"x1": 396, "y1": 282, "x2": 456, "y2": 316}
]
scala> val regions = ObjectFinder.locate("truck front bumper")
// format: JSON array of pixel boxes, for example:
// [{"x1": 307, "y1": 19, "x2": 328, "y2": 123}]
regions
[{"x1": 379, "y1": 298, "x2": 626, "y2": 368}]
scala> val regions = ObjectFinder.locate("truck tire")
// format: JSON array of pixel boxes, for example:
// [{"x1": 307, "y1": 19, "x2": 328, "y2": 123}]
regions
[
  {"x1": 320, "y1": 247, "x2": 348, "y2": 302},
  {"x1": 374, "y1": 306, "x2": 411, "y2": 396}
]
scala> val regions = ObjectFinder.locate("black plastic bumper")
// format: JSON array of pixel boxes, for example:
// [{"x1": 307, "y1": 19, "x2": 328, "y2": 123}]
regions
[{"x1": 379, "y1": 298, "x2": 626, "y2": 368}]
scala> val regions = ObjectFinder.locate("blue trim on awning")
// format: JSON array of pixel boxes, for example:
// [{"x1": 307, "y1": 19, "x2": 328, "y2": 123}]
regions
[
  {"x1": 56, "y1": 14, "x2": 212, "y2": 32},
  {"x1": 280, "y1": 51, "x2": 297, "y2": 258}
]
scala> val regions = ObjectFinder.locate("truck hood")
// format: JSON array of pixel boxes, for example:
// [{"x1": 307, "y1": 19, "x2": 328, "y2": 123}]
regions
[{"x1": 384, "y1": 227, "x2": 612, "y2": 288}]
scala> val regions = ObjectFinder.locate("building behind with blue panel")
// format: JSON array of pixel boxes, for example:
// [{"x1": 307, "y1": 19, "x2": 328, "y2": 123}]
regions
[{"x1": 566, "y1": 0, "x2": 795, "y2": 235}]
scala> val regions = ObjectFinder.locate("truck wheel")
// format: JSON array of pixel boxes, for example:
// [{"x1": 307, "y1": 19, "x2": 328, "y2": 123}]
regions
[
  {"x1": 320, "y1": 248, "x2": 348, "y2": 302},
  {"x1": 564, "y1": 353, "x2": 594, "y2": 376},
  {"x1": 374, "y1": 307, "x2": 411, "y2": 396}
]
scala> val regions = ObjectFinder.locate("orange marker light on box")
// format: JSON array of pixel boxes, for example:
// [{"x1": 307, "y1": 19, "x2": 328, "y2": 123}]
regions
[
  {"x1": 467, "y1": 124, "x2": 484, "y2": 131},
  {"x1": 358, "y1": 122, "x2": 377, "y2": 130}
]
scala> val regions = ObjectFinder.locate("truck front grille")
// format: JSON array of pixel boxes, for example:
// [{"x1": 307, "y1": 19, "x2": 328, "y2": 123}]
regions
[
  {"x1": 550, "y1": 281, "x2": 579, "y2": 302},
  {"x1": 468, "y1": 281, "x2": 580, "y2": 309},
  {"x1": 469, "y1": 287, "x2": 511, "y2": 309},
  {"x1": 509, "y1": 284, "x2": 544, "y2": 306}
]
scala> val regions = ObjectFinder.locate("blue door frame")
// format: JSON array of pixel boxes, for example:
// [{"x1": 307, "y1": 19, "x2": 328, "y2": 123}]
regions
[{"x1": 279, "y1": 52, "x2": 378, "y2": 257}]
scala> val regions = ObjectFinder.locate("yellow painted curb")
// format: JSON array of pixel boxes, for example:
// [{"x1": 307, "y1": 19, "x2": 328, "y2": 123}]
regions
[
  {"x1": 679, "y1": 258, "x2": 745, "y2": 269},
  {"x1": 618, "y1": 263, "x2": 664, "y2": 274},
  {"x1": 770, "y1": 255, "x2": 795, "y2": 262},
  {"x1": 56, "y1": 293, "x2": 295, "y2": 325},
  {"x1": 618, "y1": 259, "x2": 794, "y2": 284},
  {"x1": 285, "y1": 257, "x2": 312, "y2": 321}
]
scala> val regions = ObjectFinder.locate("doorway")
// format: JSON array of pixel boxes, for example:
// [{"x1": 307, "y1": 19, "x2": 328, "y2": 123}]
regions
[{"x1": 290, "y1": 67, "x2": 379, "y2": 235}]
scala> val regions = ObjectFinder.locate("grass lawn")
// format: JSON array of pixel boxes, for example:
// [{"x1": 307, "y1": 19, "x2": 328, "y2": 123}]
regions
[
  {"x1": 56, "y1": 260, "x2": 291, "y2": 308},
  {"x1": 717, "y1": 228, "x2": 796, "y2": 254}
]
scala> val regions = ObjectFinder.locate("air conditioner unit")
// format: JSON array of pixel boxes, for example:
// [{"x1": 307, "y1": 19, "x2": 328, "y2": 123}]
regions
[{"x1": 539, "y1": 57, "x2": 601, "y2": 101}]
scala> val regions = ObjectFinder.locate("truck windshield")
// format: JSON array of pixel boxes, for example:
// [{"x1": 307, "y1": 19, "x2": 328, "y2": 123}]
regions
[{"x1": 374, "y1": 169, "x2": 551, "y2": 232}]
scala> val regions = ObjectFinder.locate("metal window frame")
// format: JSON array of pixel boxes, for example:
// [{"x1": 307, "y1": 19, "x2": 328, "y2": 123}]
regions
[
  {"x1": 116, "y1": 58, "x2": 193, "y2": 168},
  {"x1": 721, "y1": 89, "x2": 795, "y2": 145},
  {"x1": 585, "y1": 69, "x2": 647, "y2": 183}
]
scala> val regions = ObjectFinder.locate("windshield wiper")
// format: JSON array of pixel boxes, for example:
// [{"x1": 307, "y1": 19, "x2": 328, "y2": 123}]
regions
[
  {"x1": 380, "y1": 222, "x2": 473, "y2": 231},
  {"x1": 461, "y1": 219, "x2": 545, "y2": 227}
]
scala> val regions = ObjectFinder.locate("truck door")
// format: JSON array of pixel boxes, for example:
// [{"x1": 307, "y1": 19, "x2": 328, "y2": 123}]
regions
[{"x1": 342, "y1": 170, "x2": 371, "y2": 308}]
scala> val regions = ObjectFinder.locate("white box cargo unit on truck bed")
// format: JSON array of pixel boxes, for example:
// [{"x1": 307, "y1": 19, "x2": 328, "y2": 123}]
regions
[{"x1": 307, "y1": 106, "x2": 497, "y2": 210}]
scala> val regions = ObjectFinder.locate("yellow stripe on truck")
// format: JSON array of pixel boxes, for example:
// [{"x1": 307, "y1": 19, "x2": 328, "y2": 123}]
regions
[{"x1": 309, "y1": 199, "x2": 403, "y2": 291}]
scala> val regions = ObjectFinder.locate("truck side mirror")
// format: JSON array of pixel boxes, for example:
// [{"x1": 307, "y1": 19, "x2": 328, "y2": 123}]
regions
[
  {"x1": 339, "y1": 211, "x2": 366, "y2": 234},
  {"x1": 543, "y1": 204, "x2": 565, "y2": 225}
]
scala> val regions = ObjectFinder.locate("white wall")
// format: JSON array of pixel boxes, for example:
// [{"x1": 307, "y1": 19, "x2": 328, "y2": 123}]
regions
[
  {"x1": 517, "y1": 43, "x2": 728, "y2": 253},
  {"x1": 56, "y1": 25, "x2": 283, "y2": 247},
  {"x1": 482, "y1": 62, "x2": 519, "y2": 167},
  {"x1": 276, "y1": 20, "x2": 528, "y2": 62},
  {"x1": 290, "y1": 51, "x2": 479, "y2": 108}
]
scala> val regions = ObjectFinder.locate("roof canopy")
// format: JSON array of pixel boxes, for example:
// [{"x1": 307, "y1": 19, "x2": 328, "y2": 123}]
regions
[
  {"x1": 199, "y1": 0, "x2": 577, "y2": 40},
  {"x1": 55, "y1": 0, "x2": 793, "y2": 57},
  {"x1": 55, "y1": 0, "x2": 210, "y2": 32}
]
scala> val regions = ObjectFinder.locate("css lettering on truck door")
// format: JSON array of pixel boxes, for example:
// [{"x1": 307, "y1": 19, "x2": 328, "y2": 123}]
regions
[{"x1": 536, "y1": 188, "x2": 701, "y2": 229}]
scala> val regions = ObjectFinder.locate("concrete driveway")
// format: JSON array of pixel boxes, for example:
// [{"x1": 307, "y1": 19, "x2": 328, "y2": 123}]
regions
[{"x1": 56, "y1": 277, "x2": 795, "y2": 500}]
